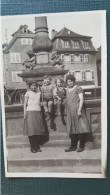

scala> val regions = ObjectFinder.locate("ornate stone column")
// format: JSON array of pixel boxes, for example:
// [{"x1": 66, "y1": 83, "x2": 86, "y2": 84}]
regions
[{"x1": 32, "y1": 16, "x2": 53, "y2": 65}]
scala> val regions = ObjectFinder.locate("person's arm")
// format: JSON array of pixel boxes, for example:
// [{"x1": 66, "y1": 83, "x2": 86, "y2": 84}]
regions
[
  {"x1": 24, "y1": 95, "x2": 28, "y2": 119},
  {"x1": 53, "y1": 87, "x2": 61, "y2": 100},
  {"x1": 53, "y1": 87, "x2": 57, "y2": 97},
  {"x1": 41, "y1": 86, "x2": 44, "y2": 102},
  {"x1": 39, "y1": 92, "x2": 43, "y2": 106},
  {"x1": 78, "y1": 92, "x2": 83, "y2": 116}
]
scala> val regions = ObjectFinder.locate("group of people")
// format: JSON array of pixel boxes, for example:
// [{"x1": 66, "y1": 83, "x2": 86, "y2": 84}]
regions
[{"x1": 24, "y1": 74, "x2": 91, "y2": 153}]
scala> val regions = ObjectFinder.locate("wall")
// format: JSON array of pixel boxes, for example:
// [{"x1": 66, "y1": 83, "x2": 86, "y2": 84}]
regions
[{"x1": 5, "y1": 98, "x2": 101, "y2": 137}]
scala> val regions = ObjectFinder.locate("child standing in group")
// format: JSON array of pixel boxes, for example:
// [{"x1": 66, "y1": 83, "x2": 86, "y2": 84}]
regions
[
  {"x1": 65, "y1": 74, "x2": 91, "y2": 153},
  {"x1": 24, "y1": 81, "x2": 46, "y2": 153},
  {"x1": 53, "y1": 76, "x2": 66, "y2": 116},
  {"x1": 41, "y1": 75, "x2": 54, "y2": 119}
]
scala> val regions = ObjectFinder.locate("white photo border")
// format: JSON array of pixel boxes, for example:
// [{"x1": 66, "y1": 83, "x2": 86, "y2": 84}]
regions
[{"x1": 0, "y1": 10, "x2": 107, "y2": 178}]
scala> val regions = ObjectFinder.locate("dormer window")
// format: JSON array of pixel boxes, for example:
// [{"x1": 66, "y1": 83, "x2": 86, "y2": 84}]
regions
[
  {"x1": 84, "y1": 41, "x2": 89, "y2": 49},
  {"x1": 73, "y1": 41, "x2": 79, "y2": 48},
  {"x1": 63, "y1": 40, "x2": 69, "y2": 48},
  {"x1": 22, "y1": 25, "x2": 28, "y2": 33}
]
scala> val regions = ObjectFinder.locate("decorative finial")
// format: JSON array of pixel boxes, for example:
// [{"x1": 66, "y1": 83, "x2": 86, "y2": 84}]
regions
[{"x1": 5, "y1": 28, "x2": 8, "y2": 44}]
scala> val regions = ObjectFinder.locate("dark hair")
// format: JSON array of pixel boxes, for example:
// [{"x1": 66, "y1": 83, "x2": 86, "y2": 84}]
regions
[
  {"x1": 27, "y1": 80, "x2": 38, "y2": 88},
  {"x1": 66, "y1": 74, "x2": 76, "y2": 83},
  {"x1": 43, "y1": 75, "x2": 52, "y2": 81}
]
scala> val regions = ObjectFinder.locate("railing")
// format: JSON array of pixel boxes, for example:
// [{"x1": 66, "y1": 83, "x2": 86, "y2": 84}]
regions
[{"x1": 4, "y1": 87, "x2": 101, "y2": 105}]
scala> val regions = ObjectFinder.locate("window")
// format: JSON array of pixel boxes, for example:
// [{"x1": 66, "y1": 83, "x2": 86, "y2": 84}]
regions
[
  {"x1": 61, "y1": 54, "x2": 64, "y2": 62},
  {"x1": 82, "y1": 70, "x2": 94, "y2": 81},
  {"x1": 27, "y1": 38, "x2": 32, "y2": 44},
  {"x1": 80, "y1": 54, "x2": 84, "y2": 63},
  {"x1": 73, "y1": 41, "x2": 79, "y2": 48},
  {"x1": 10, "y1": 53, "x2": 21, "y2": 63},
  {"x1": 75, "y1": 71, "x2": 82, "y2": 81},
  {"x1": 21, "y1": 38, "x2": 32, "y2": 45},
  {"x1": 11, "y1": 71, "x2": 22, "y2": 82},
  {"x1": 63, "y1": 40, "x2": 69, "y2": 48},
  {"x1": 85, "y1": 70, "x2": 92, "y2": 81},
  {"x1": 64, "y1": 55, "x2": 70, "y2": 62},
  {"x1": 84, "y1": 41, "x2": 89, "y2": 49},
  {"x1": 70, "y1": 54, "x2": 74, "y2": 63},
  {"x1": 84, "y1": 54, "x2": 89, "y2": 63},
  {"x1": 21, "y1": 38, "x2": 27, "y2": 44}
]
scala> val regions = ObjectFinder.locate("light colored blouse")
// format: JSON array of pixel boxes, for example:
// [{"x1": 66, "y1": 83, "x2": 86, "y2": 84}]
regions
[{"x1": 25, "y1": 91, "x2": 41, "y2": 111}]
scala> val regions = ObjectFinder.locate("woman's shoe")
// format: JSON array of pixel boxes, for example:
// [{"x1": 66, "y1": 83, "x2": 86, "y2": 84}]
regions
[
  {"x1": 30, "y1": 148, "x2": 37, "y2": 153},
  {"x1": 77, "y1": 147, "x2": 84, "y2": 152},
  {"x1": 35, "y1": 146, "x2": 42, "y2": 152},
  {"x1": 65, "y1": 147, "x2": 76, "y2": 152},
  {"x1": 37, "y1": 148, "x2": 42, "y2": 152}
]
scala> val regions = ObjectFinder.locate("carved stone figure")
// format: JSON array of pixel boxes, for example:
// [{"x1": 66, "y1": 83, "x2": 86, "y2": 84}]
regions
[
  {"x1": 22, "y1": 50, "x2": 36, "y2": 70},
  {"x1": 50, "y1": 51, "x2": 64, "y2": 68}
]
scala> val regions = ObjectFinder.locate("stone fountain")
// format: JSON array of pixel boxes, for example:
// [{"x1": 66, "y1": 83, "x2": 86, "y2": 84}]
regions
[{"x1": 18, "y1": 16, "x2": 68, "y2": 84}]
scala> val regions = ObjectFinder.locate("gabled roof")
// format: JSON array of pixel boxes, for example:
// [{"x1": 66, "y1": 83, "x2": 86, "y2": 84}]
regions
[
  {"x1": 52, "y1": 27, "x2": 92, "y2": 40},
  {"x1": 3, "y1": 25, "x2": 35, "y2": 52},
  {"x1": 12, "y1": 25, "x2": 34, "y2": 36}
]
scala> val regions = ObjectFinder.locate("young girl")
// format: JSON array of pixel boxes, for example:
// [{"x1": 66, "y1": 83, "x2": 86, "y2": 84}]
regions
[
  {"x1": 65, "y1": 74, "x2": 91, "y2": 152},
  {"x1": 24, "y1": 81, "x2": 46, "y2": 153},
  {"x1": 53, "y1": 76, "x2": 66, "y2": 116}
]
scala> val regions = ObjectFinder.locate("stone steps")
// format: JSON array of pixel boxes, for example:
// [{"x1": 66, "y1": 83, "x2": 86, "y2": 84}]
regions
[
  {"x1": 6, "y1": 133, "x2": 101, "y2": 149},
  {"x1": 7, "y1": 147, "x2": 101, "y2": 173},
  {"x1": 8, "y1": 164, "x2": 101, "y2": 173}
]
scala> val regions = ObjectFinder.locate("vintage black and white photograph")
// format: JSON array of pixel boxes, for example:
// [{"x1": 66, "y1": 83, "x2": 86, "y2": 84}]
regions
[{"x1": 1, "y1": 10, "x2": 107, "y2": 178}]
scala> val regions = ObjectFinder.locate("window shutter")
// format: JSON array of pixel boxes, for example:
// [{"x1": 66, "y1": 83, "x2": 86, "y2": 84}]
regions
[
  {"x1": 80, "y1": 54, "x2": 84, "y2": 63},
  {"x1": 92, "y1": 70, "x2": 94, "y2": 80},
  {"x1": 61, "y1": 54, "x2": 64, "y2": 62},
  {"x1": 70, "y1": 54, "x2": 74, "y2": 63},
  {"x1": 82, "y1": 71, "x2": 85, "y2": 80}
]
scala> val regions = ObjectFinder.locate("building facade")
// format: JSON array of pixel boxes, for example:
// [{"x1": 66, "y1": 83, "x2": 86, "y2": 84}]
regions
[
  {"x1": 3, "y1": 25, "x2": 99, "y2": 104},
  {"x1": 51, "y1": 27, "x2": 98, "y2": 87},
  {"x1": 3, "y1": 25, "x2": 35, "y2": 104}
]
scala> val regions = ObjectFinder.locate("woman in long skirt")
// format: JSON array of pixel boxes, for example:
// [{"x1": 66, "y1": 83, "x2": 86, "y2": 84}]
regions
[
  {"x1": 65, "y1": 74, "x2": 91, "y2": 152},
  {"x1": 24, "y1": 81, "x2": 46, "y2": 153}
]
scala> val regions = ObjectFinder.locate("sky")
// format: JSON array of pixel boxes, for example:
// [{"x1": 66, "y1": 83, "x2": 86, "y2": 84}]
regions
[{"x1": 1, "y1": 11, "x2": 102, "y2": 49}]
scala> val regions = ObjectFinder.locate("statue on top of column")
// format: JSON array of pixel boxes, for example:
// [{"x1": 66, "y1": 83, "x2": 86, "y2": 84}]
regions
[{"x1": 22, "y1": 50, "x2": 36, "y2": 70}]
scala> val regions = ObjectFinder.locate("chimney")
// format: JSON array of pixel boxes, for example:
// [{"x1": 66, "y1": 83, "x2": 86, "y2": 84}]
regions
[{"x1": 51, "y1": 29, "x2": 57, "y2": 40}]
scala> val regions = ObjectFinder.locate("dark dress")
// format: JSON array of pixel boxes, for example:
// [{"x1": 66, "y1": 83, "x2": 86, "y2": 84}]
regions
[{"x1": 66, "y1": 85, "x2": 90, "y2": 136}]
